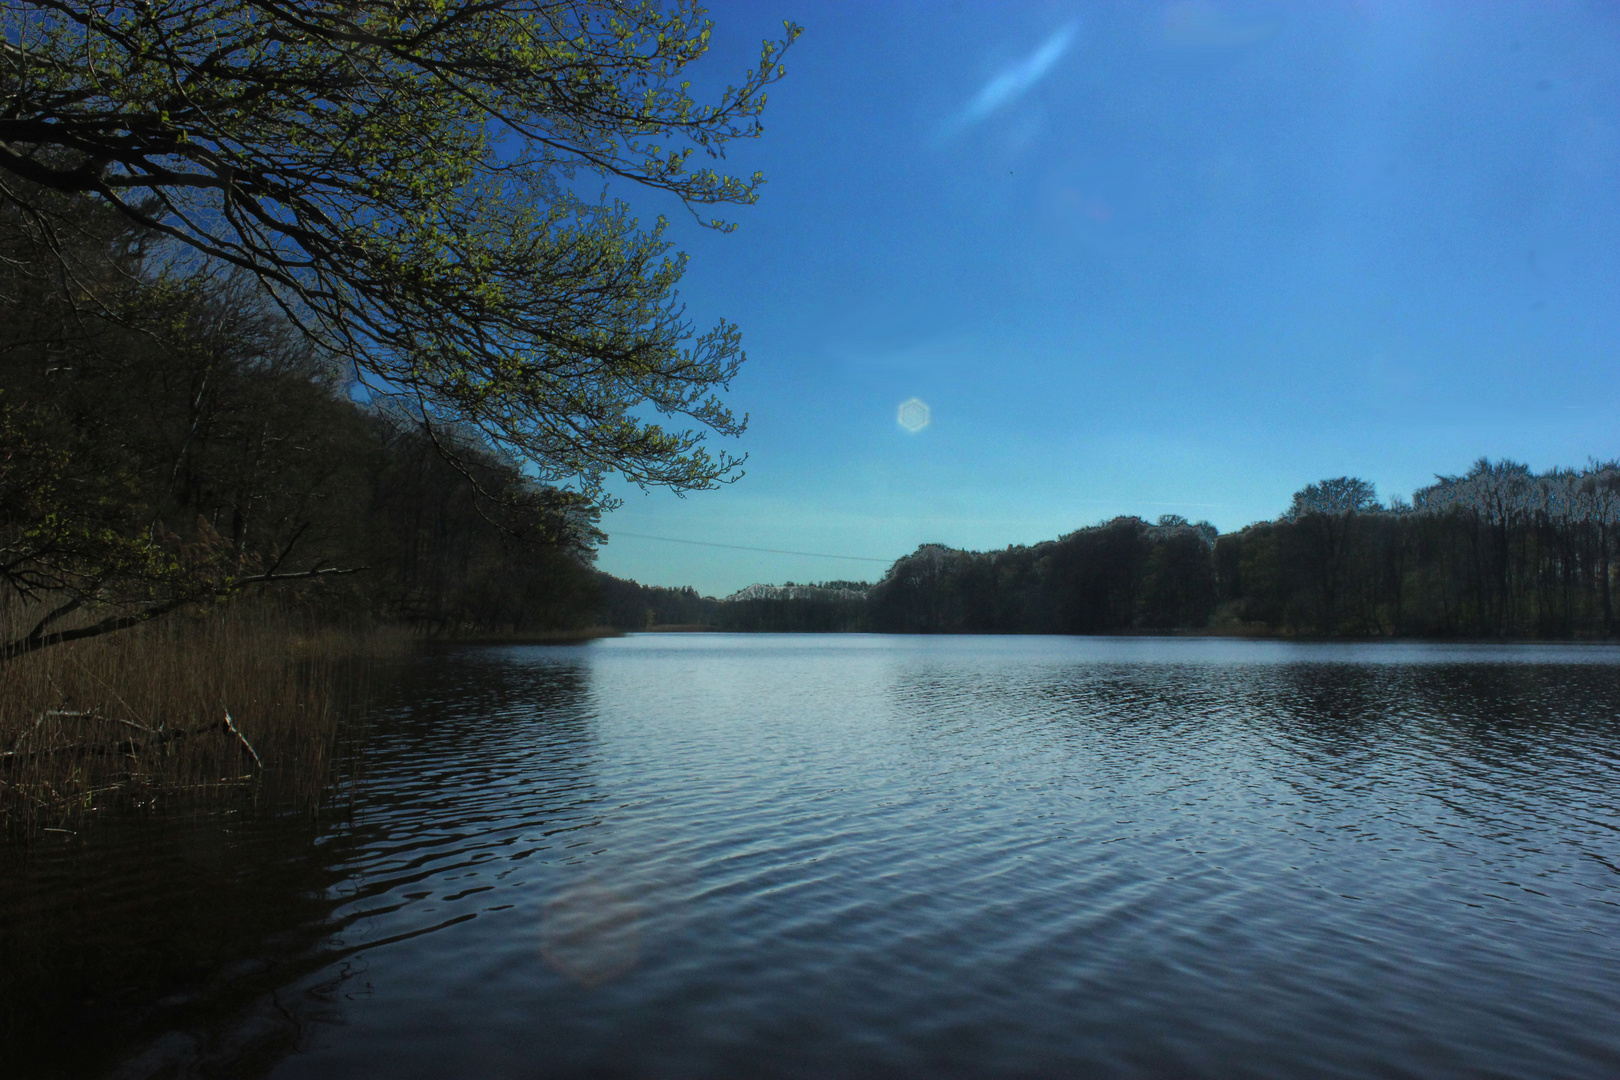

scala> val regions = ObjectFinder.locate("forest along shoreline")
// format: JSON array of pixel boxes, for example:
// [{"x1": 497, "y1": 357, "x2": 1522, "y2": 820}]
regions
[
  {"x1": 8, "y1": 469, "x2": 1620, "y2": 839},
  {"x1": 5, "y1": 196, "x2": 1619, "y2": 839},
  {"x1": 636, "y1": 464, "x2": 1620, "y2": 640}
]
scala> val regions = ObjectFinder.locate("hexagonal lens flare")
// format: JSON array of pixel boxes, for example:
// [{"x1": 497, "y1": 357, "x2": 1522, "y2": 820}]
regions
[{"x1": 897, "y1": 397, "x2": 931, "y2": 433}]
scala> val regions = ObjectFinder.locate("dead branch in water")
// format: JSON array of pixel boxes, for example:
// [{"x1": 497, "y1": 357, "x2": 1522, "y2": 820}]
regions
[
  {"x1": 223, "y1": 710, "x2": 263, "y2": 772},
  {"x1": 0, "y1": 710, "x2": 263, "y2": 766}
]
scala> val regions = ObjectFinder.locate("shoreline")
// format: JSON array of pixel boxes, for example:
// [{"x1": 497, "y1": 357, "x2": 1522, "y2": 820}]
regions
[
  {"x1": 570, "y1": 627, "x2": 1620, "y2": 646},
  {"x1": 431, "y1": 626, "x2": 627, "y2": 646}
]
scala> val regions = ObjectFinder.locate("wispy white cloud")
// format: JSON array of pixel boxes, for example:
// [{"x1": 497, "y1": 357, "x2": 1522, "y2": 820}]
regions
[{"x1": 951, "y1": 22, "x2": 1079, "y2": 133}]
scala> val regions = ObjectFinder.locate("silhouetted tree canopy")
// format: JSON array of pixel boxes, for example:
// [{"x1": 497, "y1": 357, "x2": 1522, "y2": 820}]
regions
[{"x1": 715, "y1": 465, "x2": 1620, "y2": 640}]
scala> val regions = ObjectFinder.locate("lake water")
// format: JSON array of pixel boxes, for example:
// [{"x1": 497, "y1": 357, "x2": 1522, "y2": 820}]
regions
[{"x1": 6, "y1": 634, "x2": 1620, "y2": 1079}]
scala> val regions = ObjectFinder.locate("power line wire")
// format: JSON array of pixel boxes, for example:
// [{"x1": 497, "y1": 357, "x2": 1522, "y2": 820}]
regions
[{"x1": 608, "y1": 530, "x2": 892, "y2": 563}]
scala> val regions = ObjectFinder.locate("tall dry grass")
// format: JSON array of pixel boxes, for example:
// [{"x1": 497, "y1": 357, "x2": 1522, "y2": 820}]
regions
[{"x1": 0, "y1": 596, "x2": 412, "y2": 838}]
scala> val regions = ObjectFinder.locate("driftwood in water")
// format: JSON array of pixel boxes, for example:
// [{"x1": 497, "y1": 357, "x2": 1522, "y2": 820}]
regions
[
  {"x1": 0, "y1": 709, "x2": 262, "y2": 769},
  {"x1": 222, "y1": 711, "x2": 262, "y2": 771}
]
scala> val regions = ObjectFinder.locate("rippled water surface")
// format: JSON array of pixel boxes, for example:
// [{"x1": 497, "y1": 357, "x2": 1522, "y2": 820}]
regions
[{"x1": 7, "y1": 635, "x2": 1620, "y2": 1079}]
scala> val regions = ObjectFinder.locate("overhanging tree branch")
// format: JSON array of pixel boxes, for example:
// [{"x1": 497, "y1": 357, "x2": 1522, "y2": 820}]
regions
[
  {"x1": 1, "y1": 0, "x2": 800, "y2": 510},
  {"x1": 0, "y1": 566, "x2": 367, "y2": 663}
]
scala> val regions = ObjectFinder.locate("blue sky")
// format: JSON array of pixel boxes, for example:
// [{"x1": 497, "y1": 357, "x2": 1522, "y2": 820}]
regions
[{"x1": 594, "y1": 0, "x2": 1620, "y2": 596}]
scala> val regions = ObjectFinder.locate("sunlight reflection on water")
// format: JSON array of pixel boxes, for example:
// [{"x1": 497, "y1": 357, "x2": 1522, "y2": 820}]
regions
[{"x1": 7, "y1": 635, "x2": 1620, "y2": 1080}]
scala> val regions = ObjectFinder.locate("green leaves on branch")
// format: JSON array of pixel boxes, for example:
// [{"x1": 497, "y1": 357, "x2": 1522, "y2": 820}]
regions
[{"x1": 0, "y1": 0, "x2": 800, "y2": 506}]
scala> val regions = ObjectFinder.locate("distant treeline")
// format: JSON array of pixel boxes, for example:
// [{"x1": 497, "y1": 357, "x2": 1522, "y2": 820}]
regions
[
  {"x1": 593, "y1": 580, "x2": 866, "y2": 633},
  {"x1": 1215, "y1": 467, "x2": 1619, "y2": 637},
  {"x1": 702, "y1": 466, "x2": 1620, "y2": 639}
]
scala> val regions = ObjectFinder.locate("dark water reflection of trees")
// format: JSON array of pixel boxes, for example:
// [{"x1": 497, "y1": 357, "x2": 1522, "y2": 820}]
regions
[{"x1": 0, "y1": 649, "x2": 597, "y2": 1080}]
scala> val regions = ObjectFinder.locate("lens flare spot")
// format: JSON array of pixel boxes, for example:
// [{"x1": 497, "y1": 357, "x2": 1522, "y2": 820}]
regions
[
  {"x1": 897, "y1": 397, "x2": 931, "y2": 434},
  {"x1": 540, "y1": 883, "x2": 641, "y2": 987}
]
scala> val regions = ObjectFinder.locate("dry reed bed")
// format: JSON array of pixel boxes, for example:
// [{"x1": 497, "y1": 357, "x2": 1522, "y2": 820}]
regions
[{"x1": 0, "y1": 600, "x2": 403, "y2": 838}]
